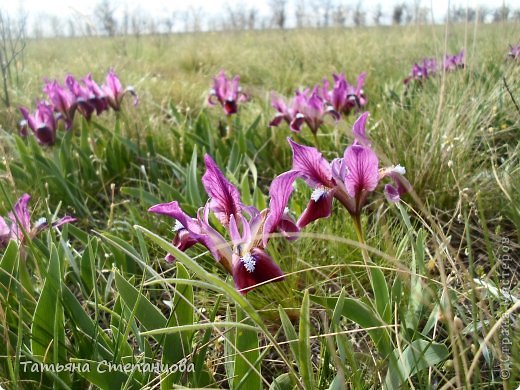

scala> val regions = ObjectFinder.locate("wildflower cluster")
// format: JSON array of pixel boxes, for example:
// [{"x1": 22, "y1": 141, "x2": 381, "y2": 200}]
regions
[
  {"x1": 150, "y1": 111, "x2": 409, "y2": 294},
  {"x1": 19, "y1": 70, "x2": 138, "y2": 145},
  {"x1": 269, "y1": 72, "x2": 367, "y2": 136},
  {"x1": 279, "y1": 112, "x2": 410, "y2": 228},
  {"x1": 149, "y1": 155, "x2": 299, "y2": 294},
  {"x1": 404, "y1": 50, "x2": 464, "y2": 85},
  {"x1": 0, "y1": 194, "x2": 75, "y2": 249}
]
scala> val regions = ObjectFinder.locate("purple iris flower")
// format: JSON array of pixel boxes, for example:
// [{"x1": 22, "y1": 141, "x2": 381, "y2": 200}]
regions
[
  {"x1": 292, "y1": 87, "x2": 340, "y2": 134},
  {"x1": 443, "y1": 50, "x2": 464, "y2": 72},
  {"x1": 280, "y1": 112, "x2": 410, "y2": 228},
  {"x1": 208, "y1": 70, "x2": 248, "y2": 116},
  {"x1": 149, "y1": 155, "x2": 298, "y2": 294},
  {"x1": 43, "y1": 80, "x2": 77, "y2": 130},
  {"x1": 404, "y1": 58, "x2": 437, "y2": 85},
  {"x1": 269, "y1": 92, "x2": 298, "y2": 128},
  {"x1": 66, "y1": 75, "x2": 97, "y2": 120},
  {"x1": 19, "y1": 102, "x2": 58, "y2": 145},
  {"x1": 270, "y1": 88, "x2": 339, "y2": 135},
  {"x1": 508, "y1": 44, "x2": 520, "y2": 60},
  {"x1": 0, "y1": 194, "x2": 76, "y2": 249},
  {"x1": 83, "y1": 73, "x2": 109, "y2": 115},
  {"x1": 101, "y1": 70, "x2": 138, "y2": 111},
  {"x1": 320, "y1": 72, "x2": 367, "y2": 115}
]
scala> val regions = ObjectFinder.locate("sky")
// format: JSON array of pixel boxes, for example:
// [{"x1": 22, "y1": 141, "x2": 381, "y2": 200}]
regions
[{"x1": 3, "y1": 0, "x2": 513, "y2": 33}]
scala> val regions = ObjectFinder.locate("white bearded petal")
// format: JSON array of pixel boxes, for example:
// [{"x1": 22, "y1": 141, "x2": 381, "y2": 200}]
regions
[
  {"x1": 392, "y1": 165, "x2": 406, "y2": 175},
  {"x1": 311, "y1": 187, "x2": 328, "y2": 202},
  {"x1": 173, "y1": 220, "x2": 184, "y2": 232},
  {"x1": 241, "y1": 252, "x2": 256, "y2": 273}
]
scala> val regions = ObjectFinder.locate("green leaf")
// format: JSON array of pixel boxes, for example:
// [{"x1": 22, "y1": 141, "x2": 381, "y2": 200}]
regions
[
  {"x1": 73, "y1": 360, "x2": 139, "y2": 390},
  {"x1": 278, "y1": 306, "x2": 299, "y2": 362},
  {"x1": 172, "y1": 262, "x2": 194, "y2": 356},
  {"x1": 299, "y1": 290, "x2": 314, "y2": 390},
  {"x1": 406, "y1": 229, "x2": 426, "y2": 332},
  {"x1": 31, "y1": 244, "x2": 68, "y2": 382},
  {"x1": 224, "y1": 304, "x2": 235, "y2": 386},
  {"x1": 113, "y1": 272, "x2": 185, "y2": 364},
  {"x1": 269, "y1": 373, "x2": 293, "y2": 390},
  {"x1": 120, "y1": 186, "x2": 162, "y2": 207},
  {"x1": 139, "y1": 321, "x2": 259, "y2": 336},
  {"x1": 385, "y1": 340, "x2": 449, "y2": 389},
  {"x1": 233, "y1": 307, "x2": 261, "y2": 390},
  {"x1": 371, "y1": 267, "x2": 391, "y2": 324},
  {"x1": 328, "y1": 373, "x2": 345, "y2": 390},
  {"x1": 309, "y1": 293, "x2": 392, "y2": 357},
  {"x1": 61, "y1": 286, "x2": 114, "y2": 360},
  {"x1": 187, "y1": 146, "x2": 203, "y2": 206},
  {"x1": 0, "y1": 240, "x2": 19, "y2": 292}
]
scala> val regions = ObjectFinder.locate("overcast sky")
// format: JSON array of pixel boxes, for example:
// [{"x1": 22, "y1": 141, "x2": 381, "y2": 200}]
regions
[{"x1": 3, "y1": 0, "x2": 513, "y2": 32}]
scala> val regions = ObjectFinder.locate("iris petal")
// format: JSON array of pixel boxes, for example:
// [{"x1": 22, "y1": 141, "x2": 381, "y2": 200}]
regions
[
  {"x1": 202, "y1": 154, "x2": 242, "y2": 226},
  {"x1": 232, "y1": 248, "x2": 284, "y2": 294}
]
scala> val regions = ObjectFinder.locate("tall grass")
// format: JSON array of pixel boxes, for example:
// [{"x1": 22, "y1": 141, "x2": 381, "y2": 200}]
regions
[{"x1": 0, "y1": 21, "x2": 519, "y2": 389}]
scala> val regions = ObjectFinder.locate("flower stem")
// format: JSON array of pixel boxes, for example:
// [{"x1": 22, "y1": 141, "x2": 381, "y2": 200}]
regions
[
  {"x1": 352, "y1": 215, "x2": 379, "y2": 297},
  {"x1": 225, "y1": 115, "x2": 233, "y2": 139},
  {"x1": 312, "y1": 131, "x2": 320, "y2": 149},
  {"x1": 352, "y1": 215, "x2": 370, "y2": 266}
]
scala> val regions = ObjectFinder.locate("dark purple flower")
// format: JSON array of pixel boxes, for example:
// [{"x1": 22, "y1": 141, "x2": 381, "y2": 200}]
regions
[
  {"x1": 66, "y1": 75, "x2": 97, "y2": 120},
  {"x1": 404, "y1": 58, "x2": 437, "y2": 85},
  {"x1": 0, "y1": 194, "x2": 76, "y2": 249},
  {"x1": 507, "y1": 43, "x2": 520, "y2": 60},
  {"x1": 102, "y1": 70, "x2": 138, "y2": 111},
  {"x1": 208, "y1": 70, "x2": 249, "y2": 116},
  {"x1": 282, "y1": 112, "x2": 410, "y2": 228},
  {"x1": 83, "y1": 73, "x2": 109, "y2": 115},
  {"x1": 19, "y1": 102, "x2": 57, "y2": 145},
  {"x1": 208, "y1": 70, "x2": 248, "y2": 116},
  {"x1": 43, "y1": 79, "x2": 77, "y2": 130},
  {"x1": 443, "y1": 50, "x2": 464, "y2": 72},
  {"x1": 272, "y1": 87, "x2": 339, "y2": 135},
  {"x1": 269, "y1": 92, "x2": 298, "y2": 127},
  {"x1": 148, "y1": 200, "x2": 229, "y2": 265},
  {"x1": 321, "y1": 72, "x2": 368, "y2": 115},
  {"x1": 18, "y1": 119, "x2": 29, "y2": 137},
  {"x1": 149, "y1": 155, "x2": 298, "y2": 294}
]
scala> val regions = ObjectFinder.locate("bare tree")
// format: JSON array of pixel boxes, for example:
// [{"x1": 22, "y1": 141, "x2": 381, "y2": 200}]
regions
[
  {"x1": 373, "y1": 3, "x2": 383, "y2": 25},
  {"x1": 130, "y1": 8, "x2": 147, "y2": 37},
  {"x1": 415, "y1": 7, "x2": 429, "y2": 23},
  {"x1": 94, "y1": 0, "x2": 117, "y2": 36},
  {"x1": 477, "y1": 6, "x2": 488, "y2": 23},
  {"x1": 188, "y1": 7, "x2": 204, "y2": 32},
  {"x1": 321, "y1": 0, "x2": 333, "y2": 27},
  {"x1": 68, "y1": 18, "x2": 76, "y2": 37},
  {"x1": 493, "y1": 5, "x2": 510, "y2": 22},
  {"x1": 0, "y1": 10, "x2": 27, "y2": 107},
  {"x1": 353, "y1": 2, "x2": 366, "y2": 26},
  {"x1": 225, "y1": 4, "x2": 247, "y2": 30},
  {"x1": 513, "y1": 8, "x2": 520, "y2": 22},
  {"x1": 248, "y1": 8, "x2": 258, "y2": 30},
  {"x1": 332, "y1": 4, "x2": 348, "y2": 26},
  {"x1": 393, "y1": 3, "x2": 405, "y2": 25},
  {"x1": 122, "y1": 8, "x2": 129, "y2": 35},
  {"x1": 295, "y1": 0, "x2": 306, "y2": 28},
  {"x1": 162, "y1": 12, "x2": 177, "y2": 34},
  {"x1": 50, "y1": 16, "x2": 63, "y2": 37},
  {"x1": 269, "y1": 0, "x2": 287, "y2": 29}
]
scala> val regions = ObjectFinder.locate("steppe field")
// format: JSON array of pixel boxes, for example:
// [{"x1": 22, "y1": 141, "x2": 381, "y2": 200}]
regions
[{"x1": 0, "y1": 21, "x2": 519, "y2": 389}]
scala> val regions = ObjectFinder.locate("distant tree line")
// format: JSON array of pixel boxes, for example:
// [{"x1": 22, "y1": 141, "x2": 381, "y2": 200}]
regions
[{"x1": 5, "y1": 0, "x2": 520, "y2": 39}]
